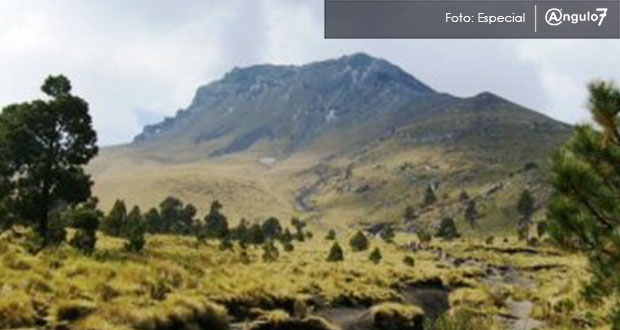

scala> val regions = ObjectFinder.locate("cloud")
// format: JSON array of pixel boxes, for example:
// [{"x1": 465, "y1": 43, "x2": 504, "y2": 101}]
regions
[{"x1": 0, "y1": 0, "x2": 614, "y2": 145}]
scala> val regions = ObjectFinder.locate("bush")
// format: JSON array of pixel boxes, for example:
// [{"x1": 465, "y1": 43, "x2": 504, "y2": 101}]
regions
[
  {"x1": 327, "y1": 242, "x2": 344, "y2": 262},
  {"x1": 282, "y1": 240, "x2": 294, "y2": 252},
  {"x1": 369, "y1": 247, "x2": 382, "y2": 264},
  {"x1": 350, "y1": 230, "x2": 369, "y2": 252},
  {"x1": 416, "y1": 228, "x2": 432, "y2": 245},
  {"x1": 325, "y1": 229, "x2": 336, "y2": 240},
  {"x1": 485, "y1": 236, "x2": 495, "y2": 245},
  {"x1": 403, "y1": 256, "x2": 415, "y2": 267}
]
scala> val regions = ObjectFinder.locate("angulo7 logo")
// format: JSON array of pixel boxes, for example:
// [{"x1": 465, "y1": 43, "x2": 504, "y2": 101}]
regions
[{"x1": 545, "y1": 7, "x2": 608, "y2": 26}]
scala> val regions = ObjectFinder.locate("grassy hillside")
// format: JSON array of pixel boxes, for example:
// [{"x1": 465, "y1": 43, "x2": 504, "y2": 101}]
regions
[{"x1": 0, "y1": 226, "x2": 604, "y2": 330}]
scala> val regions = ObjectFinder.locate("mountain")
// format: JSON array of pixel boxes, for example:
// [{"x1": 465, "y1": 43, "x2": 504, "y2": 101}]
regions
[{"x1": 90, "y1": 53, "x2": 572, "y2": 232}]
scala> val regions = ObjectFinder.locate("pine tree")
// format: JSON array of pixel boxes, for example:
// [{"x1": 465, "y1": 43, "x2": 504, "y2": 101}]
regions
[
  {"x1": 68, "y1": 202, "x2": 102, "y2": 254},
  {"x1": 202, "y1": 200, "x2": 228, "y2": 240},
  {"x1": 248, "y1": 223, "x2": 265, "y2": 245},
  {"x1": 349, "y1": 230, "x2": 369, "y2": 252},
  {"x1": 517, "y1": 190, "x2": 534, "y2": 240},
  {"x1": 436, "y1": 217, "x2": 459, "y2": 240},
  {"x1": 422, "y1": 183, "x2": 437, "y2": 207},
  {"x1": 327, "y1": 242, "x2": 344, "y2": 262},
  {"x1": 547, "y1": 81, "x2": 620, "y2": 320},
  {"x1": 291, "y1": 217, "x2": 306, "y2": 241},
  {"x1": 124, "y1": 206, "x2": 145, "y2": 253},
  {"x1": 102, "y1": 200, "x2": 127, "y2": 237},
  {"x1": 325, "y1": 229, "x2": 336, "y2": 240},
  {"x1": 143, "y1": 208, "x2": 162, "y2": 233},
  {"x1": 261, "y1": 217, "x2": 282, "y2": 239},
  {"x1": 369, "y1": 247, "x2": 382, "y2": 264},
  {"x1": 235, "y1": 218, "x2": 250, "y2": 248},
  {"x1": 464, "y1": 200, "x2": 479, "y2": 227}
]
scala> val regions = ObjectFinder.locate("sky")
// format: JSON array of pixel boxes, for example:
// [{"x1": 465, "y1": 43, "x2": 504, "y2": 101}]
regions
[{"x1": 0, "y1": 0, "x2": 617, "y2": 146}]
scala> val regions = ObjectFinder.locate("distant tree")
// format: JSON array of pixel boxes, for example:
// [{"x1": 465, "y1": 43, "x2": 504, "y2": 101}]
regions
[
  {"x1": 68, "y1": 202, "x2": 102, "y2": 254},
  {"x1": 350, "y1": 230, "x2": 369, "y2": 252},
  {"x1": 403, "y1": 206, "x2": 417, "y2": 222},
  {"x1": 517, "y1": 190, "x2": 535, "y2": 240},
  {"x1": 282, "y1": 240, "x2": 294, "y2": 252},
  {"x1": 436, "y1": 217, "x2": 459, "y2": 240},
  {"x1": 416, "y1": 227, "x2": 432, "y2": 245},
  {"x1": 262, "y1": 240, "x2": 279, "y2": 262},
  {"x1": 369, "y1": 247, "x2": 382, "y2": 264},
  {"x1": 459, "y1": 191, "x2": 470, "y2": 202},
  {"x1": 143, "y1": 208, "x2": 162, "y2": 233},
  {"x1": 464, "y1": 200, "x2": 479, "y2": 227},
  {"x1": 547, "y1": 81, "x2": 620, "y2": 321},
  {"x1": 325, "y1": 229, "x2": 336, "y2": 240},
  {"x1": 380, "y1": 226, "x2": 395, "y2": 243},
  {"x1": 327, "y1": 242, "x2": 344, "y2": 262},
  {"x1": 291, "y1": 217, "x2": 307, "y2": 241},
  {"x1": 403, "y1": 256, "x2": 415, "y2": 267},
  {"x1": 280, "y1": 228, "x2": 294, "y2": 243},
  {"x1": 422, "y1": 183, "x2": 437, "y2": 207},
  {"x1": 0, "y1": 75, "x2": 98, "y2": 248},
  {"x1": 306, "y1": 231, "x2": 313, "y2": 240},
  {"x1": 219, "y1": 233, "x2": 233, "y2": 251},
  {"x1": 261, "y1": 217, "x2": 282, "y2": 239},
  {"x1": 102, "y1": 200, "x2": 127, "y2": 237},
  {"x1": 248, "y1": 223, "x2": 265, "y2": 245},
  {"x1": 159, "y1": 196, "x2": 196, "y2": 234},
  {"x1": 235, "y1": 218, "x2": 250, "y2": 248},
  {"x1": 124, "y1": 206, "x2": 145, "y2": 252},
  {"x1": 202, "y1": 200, "x2": 228, "y2": 240}
]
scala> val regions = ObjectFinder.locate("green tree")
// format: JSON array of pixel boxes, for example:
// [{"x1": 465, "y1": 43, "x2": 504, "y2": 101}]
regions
[
  {"x1": 159, "y1": 196, "x2": 196, "y2": 234},
  {"x1": 291, "y1": 217, "x2": 306, "y2": 241},
  {"x1": 248, "y1": 223, "x2": 265, "y2": 245},
  {"x1": 235, "y1": 218, "x2": 250, "y2": 248},
  {"x1": 547, "y1": 81, "x2": 620, "y2": 322},
  {"x1": 102, "y1": 200, "x2": 127, "y2": 237},
  {"x1": 369, "y1": 247, "x2": 382, "y2": 264},
  {"x1": 262, "y1": 240, "x2": 279, "y2": 262},
  {"x1": 464, "y1": 200, "x2": 479, "y2": 227},
  {"x1": 143, "y1": 208, "x2": 162, "y2": 233},
  {"x1": 124, "y1": 206, "x2": 145, "y2": 253},
  {"x1": 325, "y1": 229, "x2": 336, "y2": 240},
  {"x1": 0, "y1": 75, "x2": 98, "y2": 247},
  {"x1": 436, "y1": 217, "x2": 459, "y2": 240},
  {"x1": 422, "y1": 183, "x2": 437, "y2": 207},
  {"x1": 261, "y1": 217, "x2": 282, "y2": 239},
  {"x1": 517, "y1": 190, "x2": 535, "y2": 240},
  {"x1": 380, "y1": 226, "x2": 395, "y2": 243},
  {"x1": 349, "y1": 230, "x2": 369, "y2": 252},
  {"x1": 327, "y1": 242, "x2": 344, "y2": 262},
  {"x1": 202, "y1": 200, "x2": 228, "y2": 240}
]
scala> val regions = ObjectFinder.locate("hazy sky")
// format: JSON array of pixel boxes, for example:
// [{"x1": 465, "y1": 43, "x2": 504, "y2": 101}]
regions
[{"x1": 0, "y1": 0, "x2": 617, "y2": 145}]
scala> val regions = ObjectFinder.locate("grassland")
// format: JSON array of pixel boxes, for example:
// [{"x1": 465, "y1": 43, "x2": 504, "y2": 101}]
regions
[{"x1": 0, "y1": 223, "x2": 609, "y2": 330}]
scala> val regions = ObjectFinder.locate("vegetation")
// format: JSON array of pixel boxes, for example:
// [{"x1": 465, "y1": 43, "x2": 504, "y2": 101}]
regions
[
  {"x1": 369, "y1": 247, "x2": 382, "y2": 264},
  {"x1": 349, "y1": 230, "x2": 370, "y2": 252},
  {"x1": 517, "y1": 190, "x2": 535, "y2": 240},
  {"x1": 201, "y1": 200, "x2": 229, "y2": 240},
  {"x1": 464, "y1": 200, "x2": 478, "y2": 227},
  {"x1": 327, "y1": 242, "x2": 344, "y2": 262},
  {"x1": 0, "y1": 76, "x2": 97, "y2": 249},
  {"x1": 325, "y1": 229, "x2": 336, "y2": 240},
  {"x1": 547, "y1": 81, "x2": 620, "y2": 323},
  {"x1": 436, "y1": 217, "x2": 459, "y2": 240}
]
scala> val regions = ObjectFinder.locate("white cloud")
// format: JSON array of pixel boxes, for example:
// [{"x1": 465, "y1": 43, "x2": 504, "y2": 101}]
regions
[{"x1": 0, "y1": 0, "x2": 615, "y2": 145}]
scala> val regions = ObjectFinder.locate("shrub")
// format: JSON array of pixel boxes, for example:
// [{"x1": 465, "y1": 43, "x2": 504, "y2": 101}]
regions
[
  {"x1": 325, "y1": 229, "x2": 336, "y2": 240},
  {"x1": 485, "y1": 236, "x2": 495, "y2": 245},
  {"x1": 327, "y1": 242, "x2": 344, "y2": 262},
  {"x1": 403, "y1": 256, "x2": 415, "y2": 267},
  {"x1": 369, "y1": 247, "x2": 382, "y2": 264},
  {"x1": 282, "y1": 240, "x2": 294, "y2": 252},
  {"x1": 349, "y1": 230, "x2": 369, "y2": 252}
]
